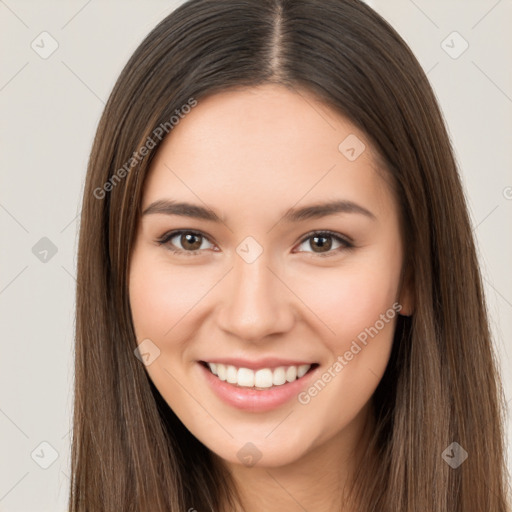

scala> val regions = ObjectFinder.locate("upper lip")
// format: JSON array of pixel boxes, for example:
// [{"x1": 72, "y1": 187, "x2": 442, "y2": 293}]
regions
[{"x1": 200, "y1": 358, "x2": 317, "y2": 370}]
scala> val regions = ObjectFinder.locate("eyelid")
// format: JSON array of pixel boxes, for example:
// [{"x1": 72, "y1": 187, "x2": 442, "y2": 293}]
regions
[{"x1": 156, "y1": 229, "x2": 354, "y2": 257}]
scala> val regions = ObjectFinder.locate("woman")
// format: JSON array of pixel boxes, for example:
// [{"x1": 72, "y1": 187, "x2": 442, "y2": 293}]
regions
[{"x1": 69, "y1": 0, "x2": 510, "y2": 510}]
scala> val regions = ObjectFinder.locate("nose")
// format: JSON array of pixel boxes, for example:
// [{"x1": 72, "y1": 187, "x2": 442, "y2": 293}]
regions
[{"x1": 215, "y1": 249, "x2": 296, "y2": 343}]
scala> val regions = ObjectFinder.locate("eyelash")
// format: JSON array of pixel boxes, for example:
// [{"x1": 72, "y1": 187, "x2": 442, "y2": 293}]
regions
[{"x1": 155, "y1": 229, "x2": 354, "y2": 258}]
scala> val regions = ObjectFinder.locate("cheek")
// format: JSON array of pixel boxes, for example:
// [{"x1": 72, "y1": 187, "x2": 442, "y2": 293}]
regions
[
  {"x1": 291, "y1": 256, "x2": 401, "y2": 349},
  {"x1": 129, "y1": 272, "x2": 172, "y2": 341},
  {"x1": 129, "y1": 255, "x2": 210, "y2": 341}
]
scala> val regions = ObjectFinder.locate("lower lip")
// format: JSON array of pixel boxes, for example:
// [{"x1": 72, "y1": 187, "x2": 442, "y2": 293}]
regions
[{"x1": 198, "y1": 362, "x2": 318, "y2": 412}]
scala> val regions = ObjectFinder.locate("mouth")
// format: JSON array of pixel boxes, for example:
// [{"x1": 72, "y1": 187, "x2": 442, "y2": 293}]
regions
[{"x1": 199, "y1": 361, "x2": 319, "y2": 390}]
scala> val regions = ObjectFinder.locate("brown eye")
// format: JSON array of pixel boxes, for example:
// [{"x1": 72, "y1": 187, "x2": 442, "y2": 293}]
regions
[
  {"x1": 179, "y1": 232, "x2": 203, "y2": 251},
  {"x1": 157, "y1": 230, "x2": 215, "y2": 255},
  {"x1": 309, "y1": 234, "x2": 333, "y2": 253},
  {"x1": 296, "y1": 231, "x2": 353, "y2": 257}
]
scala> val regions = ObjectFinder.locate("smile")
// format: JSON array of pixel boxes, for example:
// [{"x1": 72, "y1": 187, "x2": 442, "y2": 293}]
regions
[
  {"x1": 198, "y1": 359, "x2": 319, "y2": 412},
  {"x1": 203, "y1": 361, "x2": 314, "y2": 389}
]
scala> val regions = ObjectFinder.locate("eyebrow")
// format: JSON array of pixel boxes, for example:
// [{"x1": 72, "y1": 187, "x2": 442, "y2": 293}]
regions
[{"x1": 142, "y1": 199, "x2": 376, "y2": 223}]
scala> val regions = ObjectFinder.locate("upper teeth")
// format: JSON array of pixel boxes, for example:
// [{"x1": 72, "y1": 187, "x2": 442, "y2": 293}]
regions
[{"x1": 207, "y1": 363, "x2": 311, "y2": 388}]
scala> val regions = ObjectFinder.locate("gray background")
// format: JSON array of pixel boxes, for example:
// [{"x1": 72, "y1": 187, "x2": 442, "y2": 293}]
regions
[{"x1": 0, "y1": 1, "x2": 511, "y2": 510}]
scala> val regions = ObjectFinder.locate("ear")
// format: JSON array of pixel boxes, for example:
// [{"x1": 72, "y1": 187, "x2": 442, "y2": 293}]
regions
[{"x1": 398, "y1": 264, "x2": 415, "y2": 316}]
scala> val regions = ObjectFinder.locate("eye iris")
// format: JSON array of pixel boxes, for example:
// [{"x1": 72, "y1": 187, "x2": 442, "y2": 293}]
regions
[
  {"x1": 181, "y1": 233, "x2": 202, "y2": 251},
  {"x1": 311, "y1": 235, "x2": 332, "y2": 253}
]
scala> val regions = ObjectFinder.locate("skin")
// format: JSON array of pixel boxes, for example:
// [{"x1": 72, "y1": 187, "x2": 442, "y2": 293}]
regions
[{"x1": 128, "y1": 83, "x2": 413, "y2": 512}]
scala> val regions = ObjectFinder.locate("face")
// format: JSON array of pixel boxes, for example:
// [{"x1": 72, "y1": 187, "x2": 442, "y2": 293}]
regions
[{"x1": 128, "y1": 84, "x2": 411, "y2": 468}]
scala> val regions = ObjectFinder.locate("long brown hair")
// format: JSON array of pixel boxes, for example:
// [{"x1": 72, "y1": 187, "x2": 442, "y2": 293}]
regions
[{"x1": 69, "y1": 0, "x2": 510, "y2": 510}]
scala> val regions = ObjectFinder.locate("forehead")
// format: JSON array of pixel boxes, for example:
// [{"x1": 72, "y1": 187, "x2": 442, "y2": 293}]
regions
[{"x1": 141, "y1": 84, "x2": 395, "y2": 224}]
